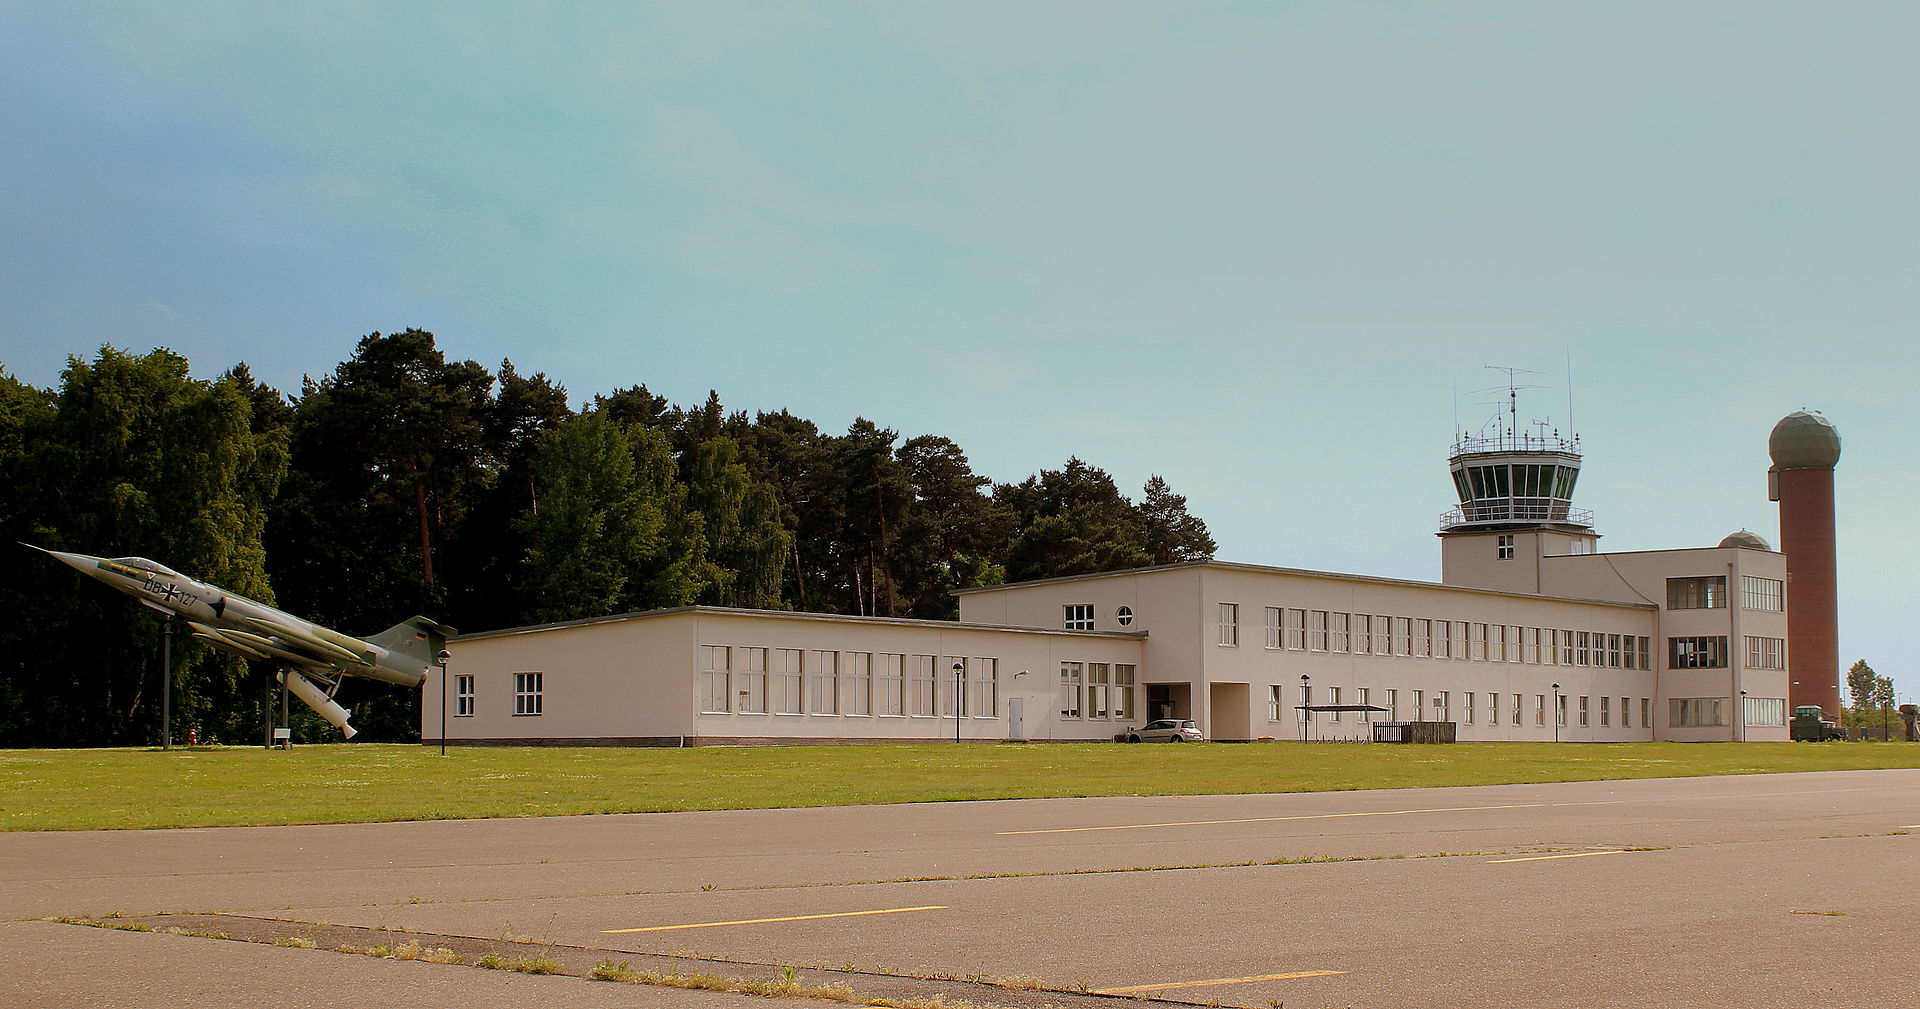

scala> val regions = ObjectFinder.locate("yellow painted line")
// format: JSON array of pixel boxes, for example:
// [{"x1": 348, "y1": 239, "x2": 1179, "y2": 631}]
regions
[
  {"x1": 602, "y1": 905, "x2": 945, "y2": 934},
  {"x1": 1095, "y1": 970, "x2": 1346, "y2": 994},
  {"x1": 1488, "y1": 850, "x2": 1628, "y2": 864},
  {"x1": 999, "y1": 803, "x2": 1546, "y2": 835}
]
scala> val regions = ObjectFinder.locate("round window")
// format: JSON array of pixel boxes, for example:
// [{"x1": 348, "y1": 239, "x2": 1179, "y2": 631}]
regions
[{"x1": 1115, "y1": 605, "x2": 1134, "y2": 627}]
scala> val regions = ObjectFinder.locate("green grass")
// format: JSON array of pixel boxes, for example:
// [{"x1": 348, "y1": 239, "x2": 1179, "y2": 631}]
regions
[{"x1": 2, "y1": 741, "x2": 1917, "y2": 832}]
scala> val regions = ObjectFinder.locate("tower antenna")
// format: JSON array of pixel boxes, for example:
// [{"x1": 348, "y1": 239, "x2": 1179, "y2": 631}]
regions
[{"x1": 1565, "y1": 350, "x2": 1575, "y2": 434}]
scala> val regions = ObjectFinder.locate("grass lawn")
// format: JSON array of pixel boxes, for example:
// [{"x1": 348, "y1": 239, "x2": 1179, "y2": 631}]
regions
[{"x1": 3, "y1": 740, "x2": 1918, "y2": 832}]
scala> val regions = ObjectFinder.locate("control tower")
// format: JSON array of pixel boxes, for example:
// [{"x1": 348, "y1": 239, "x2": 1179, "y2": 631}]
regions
[{"x1": 1438, "y1": 379, "x2": 1598, "y2": 592}]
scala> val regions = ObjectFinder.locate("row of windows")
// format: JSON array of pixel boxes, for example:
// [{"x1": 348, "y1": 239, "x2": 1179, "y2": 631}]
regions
[
  {"x1": 1669, "y1": 575, "x2": 1785, "y2": 612},
  {"x1": 1670, "y1": 695, "x2": 1793, "y2": 727},
  {"x1": 453, "y1": 672, "x2": 542, "y2": 718},
  {"x1": 1224, "y1": 604, "x2": 1654, "y2": 671},
  {"x1": 1058, "y1": 662, "x2": 1138, "y2": 719},
  {"x1": 699, "y1": 646, "x2": 998, "y2": 718},
  {"x1": 1269, "y1": 685, "x2": 1652, "y2": 729}
]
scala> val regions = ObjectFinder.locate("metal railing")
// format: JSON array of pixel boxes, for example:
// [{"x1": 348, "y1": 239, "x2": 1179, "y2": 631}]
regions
[
  {"x1": 1440, "y1": 502, "x2": 1593, "y2": 529},
  {"x1": 1449, "y1": 431, "x2": 1581, "y2": 459}
]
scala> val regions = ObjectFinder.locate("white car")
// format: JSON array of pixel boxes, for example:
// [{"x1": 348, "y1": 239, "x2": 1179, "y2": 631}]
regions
[{"x1": 1127, "y1": 719, "x2": 1203, "y2": 743}]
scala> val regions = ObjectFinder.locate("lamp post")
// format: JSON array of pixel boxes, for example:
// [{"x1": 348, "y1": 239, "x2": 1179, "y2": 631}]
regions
[
  {"x1": 161, "y1": 615, "x2": 174, "y2": 751},
  {"x1": 1552, "y1": 684, "x2": 1561, "y2": 743},
  {"x1": 437, "y1": 649, "x2": 452, "y2": 756},
  {"x1": 1300, "y1": 673, "x2": 1311, "y2": 743},
  {"x1": 1738, "y1": 689, "x2": 1748, "y2": 743},
  {"x1": 952, "y1": 662, "x2": 965, "y2": 744}
]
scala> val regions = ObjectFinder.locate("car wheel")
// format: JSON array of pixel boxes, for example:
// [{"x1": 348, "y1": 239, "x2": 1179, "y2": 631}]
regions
[
  {"x1": 1168, "y1": 735, "x2": 1184, "y2": 742},
  {"x1": 1126, "y1": 734, "x2": 1141, "y2": 743}
]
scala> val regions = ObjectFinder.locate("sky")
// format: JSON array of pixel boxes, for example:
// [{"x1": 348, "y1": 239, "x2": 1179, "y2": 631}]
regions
[{"x1": 3, "y1": 2, "x2": 1914, "y2": 697}]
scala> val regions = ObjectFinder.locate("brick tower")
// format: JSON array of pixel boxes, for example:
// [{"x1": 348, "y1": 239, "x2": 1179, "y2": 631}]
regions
[{"x1": 1769, "y1": 410, "x2": 1842, "y2": 716}]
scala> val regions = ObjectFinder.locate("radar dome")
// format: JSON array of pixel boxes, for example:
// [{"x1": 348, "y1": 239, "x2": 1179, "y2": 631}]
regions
[
  {"x1": 1718, "y1": 530, "x2": 1771, "y2": 551},
  {"x1": 1768, "y1": 410, "x2": 1841, "y2": 470}
]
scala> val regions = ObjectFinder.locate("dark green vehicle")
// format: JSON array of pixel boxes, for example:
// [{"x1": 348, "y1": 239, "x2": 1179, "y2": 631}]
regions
[{"x1": 1791, "y1": 705, "x2": 1845, "y2": 741}]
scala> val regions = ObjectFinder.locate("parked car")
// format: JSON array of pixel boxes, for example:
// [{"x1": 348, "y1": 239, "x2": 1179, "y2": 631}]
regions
[{"x1": 1128, "y1": 719, "x2": 1203, "y2": 743}]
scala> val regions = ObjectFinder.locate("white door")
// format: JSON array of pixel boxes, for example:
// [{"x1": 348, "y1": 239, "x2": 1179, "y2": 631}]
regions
[{"x1": 1008, "y1": 697, "x2": 1025, "y2": 741}]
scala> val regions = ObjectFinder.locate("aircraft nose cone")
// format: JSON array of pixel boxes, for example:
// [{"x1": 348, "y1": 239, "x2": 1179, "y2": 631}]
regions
[{"x1": 21, "y1": 543, "x2": 103, "y2": 574}]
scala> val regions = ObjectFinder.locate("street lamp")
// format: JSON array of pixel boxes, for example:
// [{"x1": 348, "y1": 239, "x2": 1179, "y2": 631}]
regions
[
  {"x1": 952, "y1": 662, "x2": 965, "y2": 744},
  {"x1": 437, "y1": 649, "x2": 452, "y2": 756},
  {"x1": 1300, "y1": 674, "x2": 1311, "y2": 743},
  {"x1": 161, "y1": 615, "x2": 174, "y2": 751},
  {"x1": 1552, "y1": 684, "x2": 1561, "y2": 743},
  {"x1": 1738, "y1": 689, "x2": 1748, "y2": 743}
]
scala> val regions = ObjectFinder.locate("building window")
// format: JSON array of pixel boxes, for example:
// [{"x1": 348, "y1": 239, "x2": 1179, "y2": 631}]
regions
[
  {"x1": 1667, "y1": 576, "x2": 1728, "y2": 610},
  {"x1": 1578, "y1": 696, "x2": 1590, "y2": 727},
  {"x1": 1607, "y1": 633, "x2": 1622, "y2": 668},
  {"x1": 1063, "y1": 604, "x2": 1094, "y2": 631},
  {"x1": 1289, "y1": 608, "x2": 1309, "y2": 650},
  {"x1": 1600, "y1": 695, "x2": 1611, "y2": 727},
  {"x1": 1498, "y1": 534, "x2": 1516, "y2": 560},
  {"x1": 1115, "y1": 605, "x2": 1134, "y2": 626},
  {"x1": 1113, "y1": 664, "x2": 1135, "y2": 720},
  {"x1": 699, "y1": 645, "x2": 730, "y2": 713},
  {"x1": 1322, "y1": 611, "x2": 1340, "y2": 652},
  {"x1": 1669, "y1": 636, "x2": 1730, "y2": 669},
  {"x1": 1638, "y1": 637, "x2": 1652, "y2": 670},
  {"x1": 877, "y1": 653, "x2": 905, "y2": 716},
  {"x1": 1641, "y1": 697, "x2": 1650, "y2": 727},
  {"x1": 807, "y1": 650, "x2": 839, "y2": 715},
  {"x1": 1268, "y1": 685, "x2": 1287, "y2": 722},
  {"x1": 1745, "y1": 636, "x2": 1786, "y2": 670},
  {"x1": 1463, "y1": 690, "x2": 1475, "y2": 725},
  {"x1": 1741, "y1": 576, "x2": 1784, "y2": 612},
  {"x1": 1059, "y1": 662, "x2": 1083, "y2": 718},
  {"x1": 455, "y1": 674, "x2": 475, "y2": 717},
  {"x1": 1394, "y1": 617, "x2": 1413, "y2": 656},
  {"x1": 1671, "y1": 697, "x2": 1727, "y2": 727},
  {"x1": 738, "y1": 647, "x2": 768, "y2": 713},
  {"x1": 909, "y1": 654, "x2": 937, "y2": 716},
  {"x1": 843, "y1": 652, "x2": 872, "y2": 716},
  {"x1": 513, "y1": 672, "x2": 543, "y2": 716},
  {"x1": 1535, "y1": 694, "x2": 1547, "y2": 726},
  {"x1": 775, "y1": 648, "x2": 805, "y2": 714},
  {"x1": 1523, "y1": 627, "x2": 1540, "y2": 664},
  {"x1": 1265, "y1": 607, "x2": 1282, "y2": 649},
  {"x1": 1385, "y1": 688, "x2": 1399, "y2": 720},
  {"x1": 1470, "y1": 623, "x2": 1487, "y2": 661},
  {"x1": 1434, "y1": 691, "x2": 1449, "y2": 721},
  {"x1": 1218, "y1": 603, "x2": 1239, "y2": 646},
  {"x1": 1374, "y1": 616, "x2": 1393, "y2": 655},
  {"x1": 1356, "y1": 687, "x2": 1372, "y2": 722},
  {"x1": 1512, "y1": 693, "x2": 1523, "y2": 726},
  {"x1": 1558, "y1": 629, "x2": 1574, "y2": 666},
  {"x1": 1432, "y1": 621, "x2": 1451, "y2": 659},
  {"x1": 968, "y1": 657, "x2": 998, "y2": 717},
  {"x1": 1412, "y1": 690, "x2": 1425, "y2": 719},
  {"x1": 1328, "y1": 686, "x2": 1342, "y2": 721},
  {"x1": 1620, "y1": 696, "x2": 1631, "y2": 728},
  {"x1": 1415, "y1": 619, "x2": 1432, "y2": 657},
  {"x1": 1088, "y1": 662, "x2": 1111, "y2": 719},
  {"x1": 1556, "y1": 693, "x2": 1568, "y2": 727},
  {"x1": 1744, "y1": 696, "x2": 1787, "y2": 727}
]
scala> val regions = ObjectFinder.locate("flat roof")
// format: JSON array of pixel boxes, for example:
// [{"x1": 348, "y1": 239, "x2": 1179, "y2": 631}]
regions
[
  {"x1": 952, "y1": 559, "x2": 1657, "y2": 611},
  {"x1": 455, "y1": 604, "x2": 1152, "y2": 643}
]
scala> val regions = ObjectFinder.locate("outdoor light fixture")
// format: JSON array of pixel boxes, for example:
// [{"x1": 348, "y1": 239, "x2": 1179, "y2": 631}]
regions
[
  {"x1": 1300, "y1": 673, "x2": 1311, "y2": 743},
  {"x1": 1552, "y1": 683, "x2": 1561, "y2": 743},
  {"x1": 952, "y1": 661, "x2": 965, "y2": 744},
  {"x1": 437, "y1": 649, "x2": 453, "y2": 756}
]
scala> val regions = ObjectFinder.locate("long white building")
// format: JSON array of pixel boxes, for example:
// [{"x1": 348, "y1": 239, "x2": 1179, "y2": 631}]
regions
[{"x1": 428, "y1": 422, "x2": 1796, "y2": 745}]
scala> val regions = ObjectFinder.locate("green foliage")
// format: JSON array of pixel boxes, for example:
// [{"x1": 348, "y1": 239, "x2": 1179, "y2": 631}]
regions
[
  {"x1": 1846, "y1": 659, "x2": 1892, "y2": 714},
  {"x1": 4, "y1": 336, "x2": 1216, "y2": 745}
]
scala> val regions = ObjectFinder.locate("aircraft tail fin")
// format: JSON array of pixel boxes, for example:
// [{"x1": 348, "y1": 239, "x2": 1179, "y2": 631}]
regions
[{"x1": 368, "y1": 616, "x2": 457, "y2": 666}]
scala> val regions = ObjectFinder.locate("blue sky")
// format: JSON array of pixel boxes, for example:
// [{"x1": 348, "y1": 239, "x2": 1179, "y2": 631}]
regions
[{"x1": 3, "y1": 2, "x2": 1913, "y2": 696}]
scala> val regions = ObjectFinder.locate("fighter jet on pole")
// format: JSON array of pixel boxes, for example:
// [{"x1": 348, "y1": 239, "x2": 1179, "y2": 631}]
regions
[{"x1": 26, "y1": 544, "x2": 454, "y2": 740}]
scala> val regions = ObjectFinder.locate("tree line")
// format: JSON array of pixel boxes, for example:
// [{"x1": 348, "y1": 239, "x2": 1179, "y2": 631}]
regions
[{"x1": 0, "y1": 331, "x2": 1214, "y2": 745}]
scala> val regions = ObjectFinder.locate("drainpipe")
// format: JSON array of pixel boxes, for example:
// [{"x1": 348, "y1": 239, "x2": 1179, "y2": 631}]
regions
[{"x1": 1728, "y1": 558, "x2": 1743, "y2": 742}]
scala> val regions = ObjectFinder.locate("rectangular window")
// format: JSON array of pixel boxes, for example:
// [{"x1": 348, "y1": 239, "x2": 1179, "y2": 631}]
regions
[
  {"x1": 1490, "y1": 624, "x2": 1506, "y2": 662},
  {"x1": 1434, "y1": 691, "x2": 1449, "y2": 721},
  {"x1": 1508, "y1": 626, "x2": 1523, "y2": 663},
  {"x1": 775, "y1": 648, "x2": 805, "y2": 714},
  {"x1": 1415, "y1": 618, "x2": 1432, "y2": 657},
  {"x1": 968, "y1": 657, "x2": 998, "y2": 717},
  {"x1": 876, "y1": 653, "x2": 905, "y2": 716},
  {"x1": 1578, "y1": 696, "x2": 1590, "y2": 726},
  {"x1": 1412, "y1": 690, "x2": 1424, "y2": 719},
  {"x1": 1385, "y1": 688, "x2": 1399, "y2": 720},
  {"x1": 1322, "y1": 611, "x2": 1341, "y2": 652},
  {"x1": 1267, "y1": 684, "x2": 1287, "y2": 722},
  {"x1": 513, "y1": 672, "x2": 543, "y2": 716},
  {"x1": 1088, "y1": 662, "x2": 1111, "y2": 719},
  {"x1": 1063, "y1": 604, "x2": 1094, "y2": 631},
  {"x1": 1470, "y1": 623, "x2": 1487, "y2": 661},
  {"x1": 1744, "y1": 695, "x2": 1787, "y2": 727},
  {"x1": 1575, "y1": 631, "x2": 1590, "y2": 666},
  {"x1": 1641, "y1": 697, "x2": 1650, "y2": 727},
  {"x1": 909, "y1": 654, "x2": 937, "y2": 716},
  {"x1": 1670, "y1": 697, "x2": 1727, "y2": 727},
  {"x1": 1356, "y1": 687, "x2": 1372, "y2": 722},
  {"x1": 1667, "y1": 576, "x2": 1728, "y2": 610},
  {"x1": 1620, "y1": 696, "x2": 1631, "y2": 728},
  {"x1": 1607, "y1": 633, "x2": 1623, "y2": 668},
  {"x1": 699, "y1": 645, "x2": 730, "y2": 713},
  {"x1": 1623, "y1": 635, "x2": 1638, "y2": 671},
  {"x1": 1742, "y1": 576, "x2": 1785, "y2": 612},
  {"x1": 1556, "y1": 693, "x2": 1568, "y2": 727},
  {"x1": 455, "y1": 674, "x2": 475, "y2": 717},
  {"x1": 1498, "y1": 534, "x2": 1516, "y2": 560},
  {"x1": 1544, "y1": 629, "x2": 1559, "y2": 666},
  {"x1": 1511, "y1": 693, "x2": 1522, "y2": 726},
  {"x1": 1113, "y1": 664, "x2": 1135, "y2": 720},
  {"x1": 1059, "y1": 661, "x2": 1083, "y2": 718},
  {"x1": 1745, "y1": 636, "x2": 1786, "y2": 670},
  {"x1": 1218, "y1": 603, "x2": 1239, "y2": 646},
  {"x1": 1639, "y1": 637, "x2": 1652, "y2": 670},
  {"x1": 808, "y1": 650, "x2": 838, "y2": 714},
  {"x1": 1352, "y1": 614, "x2": 1370, "y2": 654},
  {"x1": 1535, "y1": 694, "x2": 1547, "y2": 726},
  {"x1": 843, "y1": 652, "x2": 872, "y2": 715},
  {"x1": 1265, "y1": 607, "x2": 1282, "y2": 649},
  {"x1": 1433, "y1": 620, "x2": 1451, "y2": 659},
  {"x1": 1328, "y1": 686, "x2": 1342, "y2": 721},
  {"x1": 1394, "y1": 617, "x2": 1412, "y2": 656},
  {"x1": 1289, "y1": 608, "x2": 1310, "y2": 650},
  {"x1": 1600, "y1": 695, "x2": 1611, "y2": 727},
  {"x1": 738, "y1": 647, "x2": 769, "y2": 713},
  {"x1": 1374, "y1": 616, "x2": 1393, "y2": 655},
  {"x1": 1524, "y1": 626, "x2": 1541, "y2": 664},
  {"x1": 1669, "y1": 636, "x2": 1730, "y2": 669},
  {"x1": 1463, "y1": 690, "x2": 1475, "y2": 724}
]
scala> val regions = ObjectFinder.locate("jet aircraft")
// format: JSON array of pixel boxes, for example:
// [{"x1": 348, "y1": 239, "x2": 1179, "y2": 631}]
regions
[{"x1": 27, "y1": 545, "x2": 454, "y2": 739}]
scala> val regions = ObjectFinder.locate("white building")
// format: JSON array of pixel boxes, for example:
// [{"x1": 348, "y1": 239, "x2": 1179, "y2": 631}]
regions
[{"x1": 428, "y1": 425, "x2": 1791, "y2": 744}]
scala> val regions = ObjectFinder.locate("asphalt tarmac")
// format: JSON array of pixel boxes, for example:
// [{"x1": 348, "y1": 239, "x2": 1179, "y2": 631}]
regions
[{"x1": 5, "y1": 768, "x2": 1915, "y2": 1008}]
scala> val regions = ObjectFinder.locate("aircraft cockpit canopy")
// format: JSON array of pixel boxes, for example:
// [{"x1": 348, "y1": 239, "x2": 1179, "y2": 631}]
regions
[{"x1": 113, "y1": 557, "x2": 183, "y2": 578}]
